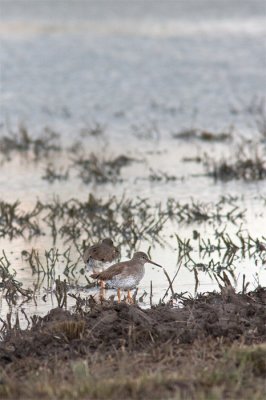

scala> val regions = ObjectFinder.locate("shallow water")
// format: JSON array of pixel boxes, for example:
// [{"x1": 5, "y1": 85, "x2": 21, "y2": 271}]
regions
[{"x1": 0, "y1": 0, "x2": 266, "y2": 323}]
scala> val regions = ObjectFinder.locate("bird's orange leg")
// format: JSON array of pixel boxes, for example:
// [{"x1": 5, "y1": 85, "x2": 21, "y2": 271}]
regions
[
  {"x1": 117, "y1": 288, "x2": 121, "y2": 303},
  {"x1": 127, "y1": 289, "x2": 133, "y2": 304},
  {"x1": 99, "y1": 280, "x2": 106, "y2": 301}
]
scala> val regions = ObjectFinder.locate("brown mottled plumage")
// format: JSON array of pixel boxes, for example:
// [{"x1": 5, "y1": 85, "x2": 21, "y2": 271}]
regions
[
  {"x1": 83, "y1": 238, "x2": 119, "y2": 264},
  {"x1": 91, "y1": 260, "x2": 129, "y2": 281}
]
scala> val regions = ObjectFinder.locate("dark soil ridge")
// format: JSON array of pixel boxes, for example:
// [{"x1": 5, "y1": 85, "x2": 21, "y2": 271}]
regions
[{"x1": 1, "y1": 287, "x2": 266, "y2": 367}]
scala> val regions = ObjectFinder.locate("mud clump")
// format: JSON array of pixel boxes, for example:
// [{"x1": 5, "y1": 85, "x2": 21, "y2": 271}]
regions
[
  {"x1": 0, "y1": 288, "x2": 266, "y2": 400},
  {"x1": 1, "y1": 288, "x2": 266, "y2": 368}
]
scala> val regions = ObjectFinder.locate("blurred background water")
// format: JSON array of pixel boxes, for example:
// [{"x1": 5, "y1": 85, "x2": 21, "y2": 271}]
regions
[{"x1": 1, "y1": 0, "x2": 266, "y2": 136}]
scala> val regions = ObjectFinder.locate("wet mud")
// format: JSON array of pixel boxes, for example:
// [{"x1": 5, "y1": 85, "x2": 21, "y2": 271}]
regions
[
  {"x1": 1, "y1": 287, "x2": 266, "y2": 399},
  {"x1": 1, "y1": 287, "x2": 265, "y2": 368}
]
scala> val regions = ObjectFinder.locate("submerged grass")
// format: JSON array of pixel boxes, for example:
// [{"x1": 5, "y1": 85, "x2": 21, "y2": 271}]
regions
[
  {"x1": 42, "y1": 163, "x2": 69, "y2": 183},
  {"x1": 176, "y1": 230, "x2": 266, "y2": 257},
  {"x1": 72, "y1": 153, "x2": 135, "y2": 184},
  {"x1": 1, "y1": 124, "x2": 265, "y2": 188},
  {"x1": 0, "y1": 195, "x2": 249, "y2": 247},
  {"x1": 0, "y1": 251, "x2": 33, "y2": 305},
  {"x1": 173, "y1": 128, "x2": 232, "y2": 142},
  {"x1": 204, "y1": 144, "x2": 266, "y2": 181},
  {"x1": 0, "y1": 124, "x2": 61, "y2": 160}
]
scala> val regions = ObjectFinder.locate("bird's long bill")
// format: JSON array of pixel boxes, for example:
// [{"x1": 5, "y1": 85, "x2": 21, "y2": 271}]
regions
[{"x1": 147, "y1": 259, "x2": 163, "y2": 268}]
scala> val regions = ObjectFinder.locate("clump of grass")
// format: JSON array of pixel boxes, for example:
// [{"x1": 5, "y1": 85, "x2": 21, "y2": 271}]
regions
[
  {"x1": 174, "y1": 229, "x2": 266, "y2": 281},
  {"x1": 148, "y1": 169, "x2": 178, "y2": 182},
  {"x1": 54, "y1": 277, "x2": 68, "y2": 308},
  {"x1": 0, "y1": 250, "x2": 32, "y2": 304},
  {"x1": 204, "y1": 145, "x2": 266, "y2": 181},
  {"x1": 172, "y1": 128, "x2": 197, "y2": 139},
  {"x1": 173, "y1": 128, "x2": 232, "y2": 142},
  {"x1": 197, "y1": 231, "x2": 266, "y2": 255},
  {"x1": 51, "y1": 320, "x2": 85, "y2": 340},
  {"x1": 182, "y1": 155, "x2": 202, "y2": 163},
  {"x1": 202, "y1": 345, "x2": 266, "y2": 396},
  {"x1": 73, "y1": 153, "x2": 134, "y2": 184},
  {"x1": 234, "y1": 345, "x2": 266, "y2": 377},
  {"x1": 164, "y1": 195, "x2": 246, "y2": 224},
  {"x1": 0, "y1": 124, "x2": 61, "y2": 160},
  {"x1": 42, "y1": 163, "x2": 69, "y2": 183},
  {"x1": 200, "y1": 130, "x2": 232, "y2": 141},
  {"x1": 21, "y1": 247, "x2": 82, "y2": 277},
  {"x1": 0, "y1": 200, "x2": 42, "y2": 239},
  {"x1": 80, "y1": 122, "x2": 105, "y2": 137}
]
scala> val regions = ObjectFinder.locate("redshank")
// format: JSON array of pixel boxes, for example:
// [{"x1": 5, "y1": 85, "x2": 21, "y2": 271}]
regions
[
  {"x1": 83, "y1": 238, "x2": 119, "y2": 273},
  {"x1": 90, "y1": 251, "x2": 162, "y2": 303}
]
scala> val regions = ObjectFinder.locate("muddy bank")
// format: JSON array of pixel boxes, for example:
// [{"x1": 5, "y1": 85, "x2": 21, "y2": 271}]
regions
[
  {"x1": 0, "y1": 288, "x2": 266, "y2": 399},
  {"x1": 1, "y1": 287, "x2": 266, "y2": 367}
]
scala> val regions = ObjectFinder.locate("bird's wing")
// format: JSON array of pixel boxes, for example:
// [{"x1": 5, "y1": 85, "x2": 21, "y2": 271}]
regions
[
  {"x1": 91, "y1": 261, "x2": 126, "y2": 280},
  {"x1": 90, "y1": 245, "x2": 119, "y2": 262},
  {"x1": 83, "y1": 242, "x2": 119, "y2": 263}
]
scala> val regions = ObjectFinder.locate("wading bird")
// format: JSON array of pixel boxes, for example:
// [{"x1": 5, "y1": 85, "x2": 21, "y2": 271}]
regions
[
  {"x1": 90, "y1": 251, "x2": 162, "y2": 303},
  {"x1": 83, "y1": 238, "x2": 119, "y2": 273}
]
